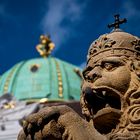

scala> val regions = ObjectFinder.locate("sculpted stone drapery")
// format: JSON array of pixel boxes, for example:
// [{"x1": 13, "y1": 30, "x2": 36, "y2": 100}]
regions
[{"x1": 18, "y1": 30, "x2": 140, "y2": 140}]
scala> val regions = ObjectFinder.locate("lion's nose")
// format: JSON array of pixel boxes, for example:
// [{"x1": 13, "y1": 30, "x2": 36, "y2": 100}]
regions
[{"x1": 87, "y1": 67, "x2": 102, "y2": 82}]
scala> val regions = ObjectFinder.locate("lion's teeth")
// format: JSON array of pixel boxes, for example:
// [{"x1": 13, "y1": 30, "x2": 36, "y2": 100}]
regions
[
  {"x1": 102, "y1": 91, "x2": 106, "y2": 96},
  {"x1": 93, "y1": 90, "x2": 97, "y2": 94},
  {"x1": 105, "y1": 104, "x2": 110, "y2": 107}
]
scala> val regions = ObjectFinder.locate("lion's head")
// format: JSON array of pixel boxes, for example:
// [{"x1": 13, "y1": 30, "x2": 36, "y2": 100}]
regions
[{"x1": 80, "y1": 31, "x2": 140, "y2": 139}]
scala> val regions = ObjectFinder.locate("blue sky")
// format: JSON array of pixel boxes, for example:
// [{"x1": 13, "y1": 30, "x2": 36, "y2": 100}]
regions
[{"x1": 0, "y1": 0, "x2": 140, "y2": 74}]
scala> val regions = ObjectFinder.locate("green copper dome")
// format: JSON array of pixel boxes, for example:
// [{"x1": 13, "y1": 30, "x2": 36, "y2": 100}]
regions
[{"x1": 0, "y1": 57, "x2": 82, "y2": 102}]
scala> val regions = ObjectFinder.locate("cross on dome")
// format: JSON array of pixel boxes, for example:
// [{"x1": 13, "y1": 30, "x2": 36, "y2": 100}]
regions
[{"x1": 108, "y1": 14, "x2": 127, "y2": 30}]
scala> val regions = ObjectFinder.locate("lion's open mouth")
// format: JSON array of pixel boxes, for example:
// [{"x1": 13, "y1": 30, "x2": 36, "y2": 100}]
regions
[{"x1": 84, "y1": 86, "x2": 122, "y2": 134}]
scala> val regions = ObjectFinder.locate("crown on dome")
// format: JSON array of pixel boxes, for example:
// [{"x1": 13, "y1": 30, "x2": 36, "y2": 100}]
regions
[{"x1": 36, "y1": 35, "x2": 55, "y2": 58}]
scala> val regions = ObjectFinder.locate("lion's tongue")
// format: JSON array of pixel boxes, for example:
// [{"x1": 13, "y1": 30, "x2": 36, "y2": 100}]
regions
[
  {"x1": 93, "y1": 107, "x2": 121, "y2": 134},
  {"x1": 94, "y1": 107, "x2": 121, "y2": 118}
]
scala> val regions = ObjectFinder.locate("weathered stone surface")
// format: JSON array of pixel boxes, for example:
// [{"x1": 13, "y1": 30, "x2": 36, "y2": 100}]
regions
[
  {"x1": 18, "y1": 29, "x2": 140, "y2": 140},
  {"x1": 82, "y1": 31, "x2": 140, "y2": 140}
]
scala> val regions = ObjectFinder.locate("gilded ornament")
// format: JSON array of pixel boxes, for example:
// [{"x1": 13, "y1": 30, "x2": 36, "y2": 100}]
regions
[{"x1": 36, "y1": 35, "x2": 55, "y2": 57}]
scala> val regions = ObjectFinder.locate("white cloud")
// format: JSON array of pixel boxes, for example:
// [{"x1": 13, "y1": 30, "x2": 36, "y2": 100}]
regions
[
  {"x1": 41, "y1": 0, "x2": 86, "y2": 51},
  {"x1": 0, "y1": 3, "x2": 16, "y2": 22},
  {"x1": 0, "y1": 4, "x2": 6, "y2": 17},
  {"x1": 121, "y1": 1, "x2": 140, "y2": 19}
]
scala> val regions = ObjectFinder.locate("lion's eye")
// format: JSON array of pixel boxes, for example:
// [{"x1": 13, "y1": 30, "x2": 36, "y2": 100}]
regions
[
  {"x1": 83, "y1": 71, "x2": 89, "y2": 80},
  {"x1": 82, "y1": 66, "x2": 93, "y2": 80},
  {"x1": 102, "y1": 63, "x2": 116, "y2": 71}
]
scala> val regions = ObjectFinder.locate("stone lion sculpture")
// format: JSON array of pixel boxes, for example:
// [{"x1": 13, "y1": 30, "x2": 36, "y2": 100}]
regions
[{"x1": 18, "y1": 30, "x2": 140, "y2": 140}]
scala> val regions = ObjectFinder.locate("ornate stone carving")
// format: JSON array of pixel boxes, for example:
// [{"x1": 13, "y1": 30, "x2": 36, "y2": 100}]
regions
[
  {"x1": 82, "y1": 31, "x2": 140, "y2": 140},
  {"x1": 18, "y1": 31, "x2": 140, "y2": 140},
  {"x1": 131, "y1": 38, "x2": 140, "y2": 51}
]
